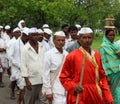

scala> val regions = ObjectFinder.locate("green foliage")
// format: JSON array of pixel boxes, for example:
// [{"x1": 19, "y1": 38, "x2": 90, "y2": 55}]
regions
[{"x1": 0, "y1": 0, "x2": 120, "y2": 30}]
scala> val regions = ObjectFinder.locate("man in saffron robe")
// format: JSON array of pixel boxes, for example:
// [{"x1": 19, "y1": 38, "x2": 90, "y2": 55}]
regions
[{"x1": 59, "y1": 27, "x2": 114, "y2": 104}]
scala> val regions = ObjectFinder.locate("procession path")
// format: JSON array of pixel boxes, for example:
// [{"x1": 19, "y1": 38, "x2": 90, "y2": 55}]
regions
[{"x1": 0, "y1": 73, "x2": 18, "y2": 104}]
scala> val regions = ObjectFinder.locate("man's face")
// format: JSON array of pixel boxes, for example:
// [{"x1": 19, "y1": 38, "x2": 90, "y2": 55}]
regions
[
  {"x1": 62, "y1": 26, "x2": 69, "y2": 34},
  {"x1": 78, "y1": 33, "x2": 93, "y2": 49},
  {"x1": 14, "y1": 30, "x2": 21, "y2": 39},
  {"x1": 44, "y1": 33, "x2": 51, "y2": 40},
  {"x1": 29, "y1": 33, "x2": 38, "y2": 43},
  {"x1": 37, "y1": 33, "x2": 44, "y2": 42},
  {"x1": 69, "y1": 30, "x2": 78, "y2": 40},
  {"x1": 22, "y1": 34, "x2": 29, "y2": 43},
  {"x1": 53, "y1": 36, "x2": 65, "y2": 50},
  {"x1": 21, "y1": 22, "x2": 26, "y2": 28}
]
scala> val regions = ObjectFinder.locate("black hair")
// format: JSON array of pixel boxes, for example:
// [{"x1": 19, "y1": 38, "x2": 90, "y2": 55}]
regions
[
  {"x1": 105, "y1": 29, "x2": 114, "y2": 36},
  {"x1": 68, "y1": 26, "x2": 78, "y2": 32},
  {"x1": 61, "y1": 24, "x2": 69, "y2": 29}
]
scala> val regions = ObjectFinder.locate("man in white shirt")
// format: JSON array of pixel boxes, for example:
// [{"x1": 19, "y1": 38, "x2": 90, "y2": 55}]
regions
[
  {"x1": 9, "y1": 29, "x2": 29, "y2": 103},
  {"x1": 43, "y1": 31, "x2": 68, "y2": 104},
  {"x1": 0, "y1": 33, "x2": 6, "y2": 87},
  {"x1": 20, "y1": 28, "x2": 45, "y2": 104},
  {"x1": 6, "y1": 27, "x2": 21, "y2": 99}
]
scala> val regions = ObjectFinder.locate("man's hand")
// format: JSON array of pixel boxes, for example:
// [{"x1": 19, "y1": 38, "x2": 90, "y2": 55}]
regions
[
  {"x1": 46, "y1": 94, "x2": 53, "y2": 102},
  {"x1": 24, "y1": 77, "x2": 32, "y2": 90},
  {"x1": 74, "y1": 85, "x2": 84, "y2": 94}
]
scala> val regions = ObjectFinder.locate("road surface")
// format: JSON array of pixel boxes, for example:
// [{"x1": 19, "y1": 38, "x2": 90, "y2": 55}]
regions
[{"x1": 0, "y1": 73, "x2": 18, "y2": 104}]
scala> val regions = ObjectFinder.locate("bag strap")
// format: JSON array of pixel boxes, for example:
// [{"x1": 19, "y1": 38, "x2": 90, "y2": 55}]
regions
[{"x1": 50, "y1": 54, "x2": 65, "y2": 87}]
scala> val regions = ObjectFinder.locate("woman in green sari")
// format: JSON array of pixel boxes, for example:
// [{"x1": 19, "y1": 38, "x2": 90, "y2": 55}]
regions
[{"x1": 99, "y1": 29, "x2": 120, "y2": 104}]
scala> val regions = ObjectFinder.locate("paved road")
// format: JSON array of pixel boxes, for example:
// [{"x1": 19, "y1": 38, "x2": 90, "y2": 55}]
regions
[{"x1": 0, "y1": 73, "x2": 18, "y2": 104}]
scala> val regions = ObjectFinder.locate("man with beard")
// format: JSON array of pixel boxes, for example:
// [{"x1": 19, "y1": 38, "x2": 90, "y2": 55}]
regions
[{"x1": 59, "y1": 27, "x2": 114, "y2": 104}]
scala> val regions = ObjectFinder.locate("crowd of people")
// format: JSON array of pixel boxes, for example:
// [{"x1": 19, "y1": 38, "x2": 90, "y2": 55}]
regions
[{"x1": 0, "y1": 19, "x2": 119, "y2": 104}]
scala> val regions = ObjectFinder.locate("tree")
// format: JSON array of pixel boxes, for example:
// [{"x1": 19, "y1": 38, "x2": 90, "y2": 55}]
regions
[{"x1": 0, "y1": 0, "x2": 120, "y2": 31}]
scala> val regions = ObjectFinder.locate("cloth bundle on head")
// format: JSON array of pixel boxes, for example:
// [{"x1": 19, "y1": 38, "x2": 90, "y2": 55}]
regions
[
  {"x1": 37, "y1": 29, "x2": 44, "y2": 33},
  {"x1": 77, "y1": 27, "x2": 93, "y2": 36},
  {"x1": 13, "y1": 27, "x2": 20, "y2": 33},
  {"x1": 54, "y1": 31, "x2": 65, "y2": 37},
  {"x1": 5, "y1": 25, "x2": 11, "y2": 30},
  {"x1": 42, "y1": 24, "x2": 49, "y2": 29},
  {"x1": 44, "y1": 29, "x2": 52, "y2": 35},
  {"x1": 28, "y1": 27, "x2": 38, "y2": 34}
]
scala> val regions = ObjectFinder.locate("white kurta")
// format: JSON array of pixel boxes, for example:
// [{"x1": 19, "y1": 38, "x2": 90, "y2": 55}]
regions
[
  {"x1": 1, "y1": 32, "x2": 10, "y2": 43},
  {"x1": 0, "y1": 38, "x2": 7, "y2": 70},
  {"x1": 9, "y1": 38, "x2": 25, "y2": 89},
  {"x1": 6, "y1": 37, "x2": 17, "y2": 67},
  {"x1": 41, "y1": 39, "x2": 51, "y2": 52},
  {"x1": 43, "y1": 47, "x2": 68, "y2": 103},
  {"x1": 20, "y1": 42, "x2": 45, "y2": 85}
]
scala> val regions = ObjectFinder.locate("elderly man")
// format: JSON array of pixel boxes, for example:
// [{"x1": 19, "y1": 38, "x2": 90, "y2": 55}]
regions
[
  {"x1": 42, "y1": 31, "x2": 68, "y2": 104},
  {"x1": 59, "y1": 27, "x2": 114, "y2": 104},
  {"x1": 20, "y1": 28, "x2": 45, "y2": 104}
]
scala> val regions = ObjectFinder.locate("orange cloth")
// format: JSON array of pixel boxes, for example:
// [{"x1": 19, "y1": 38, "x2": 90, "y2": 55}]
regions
[{"x1": 59, "y1": 49, "x2": 113, "y2": 104}]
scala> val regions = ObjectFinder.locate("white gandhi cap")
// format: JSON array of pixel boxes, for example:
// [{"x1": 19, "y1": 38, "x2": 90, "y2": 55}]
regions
[
  {"x1": 22, "y1": 28, "x2": 29, "y2": 36},
  {"x1": 77, "y1": 27, "x2": 93, "y2": 36},
  {"x1": 42, "y1": 24, "x2": 49, "y2": 28},
  {"x1": 54, "y1": 31, "x2": 66, "y2": 37},
  {"x1": 5, "y1": 25, "x2": 10, "y2": 30},
  {"x1": 28, "y1": 27, "x2": 38, "y2": 34},
  {"x1": 44, "y1": 28, "x2": 52, "y2": 35},
  {"x1": 13, "y1": 27, "x2": 20, "y2": 33}
]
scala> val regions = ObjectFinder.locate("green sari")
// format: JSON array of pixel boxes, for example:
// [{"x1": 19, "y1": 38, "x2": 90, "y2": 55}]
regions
[{"x1": 99, "y1": 36, "x2": 120, "y2": 104}]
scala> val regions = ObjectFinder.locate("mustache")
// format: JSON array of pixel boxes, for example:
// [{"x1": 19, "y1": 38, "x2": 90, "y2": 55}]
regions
[{"x1": 84, "y1": 42, "x2": 91, "y2": 45}]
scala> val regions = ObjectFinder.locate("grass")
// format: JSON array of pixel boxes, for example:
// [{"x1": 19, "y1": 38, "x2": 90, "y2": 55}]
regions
[{"x1": 92, "y1": 34, "x2": 120, "y2": 50}]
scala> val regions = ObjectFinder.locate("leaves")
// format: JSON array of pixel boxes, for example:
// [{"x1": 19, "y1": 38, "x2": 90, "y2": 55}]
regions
[{"x1": 0, "y1": 0, "x2": 119, "y2": 30}]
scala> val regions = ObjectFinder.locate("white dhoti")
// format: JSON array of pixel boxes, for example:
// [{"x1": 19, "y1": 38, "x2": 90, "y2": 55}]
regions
[
  {"x1": 10, "y1": 66, "x2": 24, "y2": 89},
  {"x1": 52, "y1": 93, "x2": 66, "y2": 104}
]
